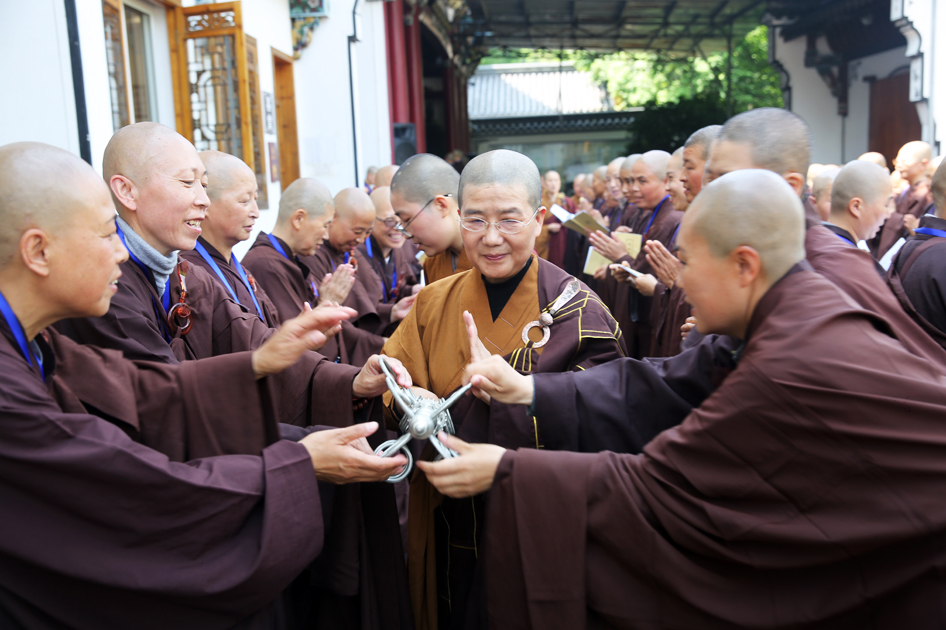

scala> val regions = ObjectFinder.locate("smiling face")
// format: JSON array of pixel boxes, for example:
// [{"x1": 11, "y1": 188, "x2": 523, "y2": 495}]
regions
[
  {"x1": 328, "y1": 208, "x2": 375, "y2": 254},
  {"x1": 372, "y1": 198, "x2": 404, "y2": 251},
  {"x1": 204, "y1": 165, "x2": 259, "y2": 249},
  {"x1": 665, "y1": 156, "x2": 688, "y2": 212},
  {"x1": 54, "y1": 177, "x2": 130, "y2": 318},
  {"x1": 606, "y1": 163, "x2": 624, "y2": 201},
  {"x1": 675, "y1": 219, "x2": 744, "y2": 337},
  {"x1": 459, "y1": 182, "x2": 544, "y2": 283},
  {"x1": 127, "y1": 136, "x2": 210, "y2": 254},
  {"x1": 630, "y1": 160, "x2": 666, "y2": 210}
]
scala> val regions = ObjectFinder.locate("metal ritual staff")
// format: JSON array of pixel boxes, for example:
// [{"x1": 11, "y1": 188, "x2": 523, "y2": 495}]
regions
[{"x1": 375, "y1": 356, "x2": 472, "y2": 483}]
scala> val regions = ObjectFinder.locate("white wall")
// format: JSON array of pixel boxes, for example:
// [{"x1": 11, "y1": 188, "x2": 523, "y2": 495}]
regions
[
  {"x1": 0, "y1": 0, "x2": 80, "y2": 154},
  {"x1": 294, "y1": 0, "x2": 391, "y2": 197}
]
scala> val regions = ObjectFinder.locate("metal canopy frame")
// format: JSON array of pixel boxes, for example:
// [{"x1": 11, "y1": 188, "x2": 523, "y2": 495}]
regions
[{"x1": 458, "y1": 0, "x2": 767, "y2": 54}]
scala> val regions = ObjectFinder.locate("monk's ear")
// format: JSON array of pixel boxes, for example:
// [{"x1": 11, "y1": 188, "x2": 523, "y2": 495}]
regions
[
  {"x1": 291, "y1": 208, "x2": 307, "y2": 230},
  {"x1": 20, "y1": 228, "x2": 52, "y2": 278},
  {"x1": 110, "y1": 175, "x2": 138, "y2": 211},
  {"x1": 733, "y1": 245, "x2": 761, "y2": 288},
  {"x1": 435, "y1": 195, "x2": 453, "y2": 218},
  {"x1": 533, "y1": 206, "x2": 547, "y2": 236},
  {"x1": 848, "y1": 197, "x2": 863, "y2": 219},
  {"x1": 783, "y1": 172, "x2": 806, "y2": 197}
]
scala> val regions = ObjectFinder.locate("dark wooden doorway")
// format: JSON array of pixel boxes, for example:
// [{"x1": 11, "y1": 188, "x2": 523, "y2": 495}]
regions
[
  {"x1": 869, "y1": 71, "x2": 921, "y2": 168},
  {"x1": 272, "y1": 48, "x2": 300, "y2": 190}
]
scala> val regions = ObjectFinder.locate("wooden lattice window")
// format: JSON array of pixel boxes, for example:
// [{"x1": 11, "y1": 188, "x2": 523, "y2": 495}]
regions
[
  {"x1": 102, "y1": 0, "x2": 157, "y2": 131},
  {"x1": 168, "y1": 2, "x2": 255, "y2": 172}
]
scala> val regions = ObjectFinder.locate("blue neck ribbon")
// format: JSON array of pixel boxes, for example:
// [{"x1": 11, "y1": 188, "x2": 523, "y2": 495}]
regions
[
  {"x1": 194, "y1": 241, "x2": 264, "y2": 321},
  {"x1": 268, "y1": 233, "x2": 318, "y2": 299},
  {"x1": 643, "y1": 196, "x2": 670, "y2": 236},
  {"x1": 914, "y1": 226, "x2": 946, "y2": 238},
  {"x1": 0, "y1": 289, "x2": 43, "y2": 381}
]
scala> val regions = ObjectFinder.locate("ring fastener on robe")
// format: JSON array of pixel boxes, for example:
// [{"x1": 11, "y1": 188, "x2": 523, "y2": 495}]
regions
[{"x1": 520, "y1": 279, "x2": 581, "y2": 349}]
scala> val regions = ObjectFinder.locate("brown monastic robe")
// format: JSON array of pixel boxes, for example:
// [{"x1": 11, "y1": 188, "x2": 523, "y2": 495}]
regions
[
  {"x1": 487, "y1": 263, "x2": 946, "y2": 629},
  {"x1": 422, "y1": 246, "x2": 472, "y2": 285},
  {"x1": 594, "y1": 201, "x2": 647, "y2": 323},
  {"x1": 0, "y1": 321, "x2": 325, "y2": 630},
  {"x1": 536, "y1": 192, "x2": 574, "y2": 267},
  {"x1": 180, "y1": 236, "x2": 281, "y2": 328},
  {"x1": 648, "y1": 224, "x2": 689, "y2": 358},
  {"x1": 381, "y1": 256, "x2": 626, "y2": 630},
  {"x1": 357, "y1": 235, "x2": 420, "y2": 305},
  {"x1": 54, "y1": 231, "x2": 412, "y2": 629},
  {"x1": 868, "y1": 181, "x2": 933, "y2": 259}
]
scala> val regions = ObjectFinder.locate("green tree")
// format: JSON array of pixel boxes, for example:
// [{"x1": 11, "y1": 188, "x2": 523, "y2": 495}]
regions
[{"x1": 624, "y1": 95, "x2": 728, "y2": 154}]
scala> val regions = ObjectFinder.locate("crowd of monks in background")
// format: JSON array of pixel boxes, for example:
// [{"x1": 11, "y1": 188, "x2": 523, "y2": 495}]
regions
[{"x1": 5, "y1": 102, "x2": 946, "y2": 630}]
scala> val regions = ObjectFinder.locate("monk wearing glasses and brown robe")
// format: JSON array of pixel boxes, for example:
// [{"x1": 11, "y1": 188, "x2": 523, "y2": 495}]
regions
[{"x1": 380, "y1": 149, "x2": 626, "y2": 630}]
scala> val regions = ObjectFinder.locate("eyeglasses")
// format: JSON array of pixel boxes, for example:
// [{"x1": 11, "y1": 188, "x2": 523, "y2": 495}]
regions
[
  {"x1": 457, "y1": 208, "x2": 540, "y2": 235},
  {"x1": 376, "y1": 217, "x2": 401, "y2": 229},
  {"x1": 396, "y1": 193, "x2": 452, "y2": 239}
]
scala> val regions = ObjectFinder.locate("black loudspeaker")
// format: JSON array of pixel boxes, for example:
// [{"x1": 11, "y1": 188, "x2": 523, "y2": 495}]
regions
[{"x1": 393, "y1": 123, "x2": 417, "y2": 164}]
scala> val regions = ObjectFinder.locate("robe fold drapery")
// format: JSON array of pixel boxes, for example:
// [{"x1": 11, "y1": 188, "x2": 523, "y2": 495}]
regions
[
  {"x1": 53, "y1": 230, "x2": 412, "y2": 629},
  {"x1": 868, "y1": 182, "x2": 933, "y2": 259},
  {"x1": 887, "y1": 214, "x2": 946, "y2": 348},
  {"x1": 487, "y1": 263, "x2": 946, "y2": 629},
  {"x1": 180, "y1": 236, "x2": 281, "y2": 328},
  {"x1": 0, "y1": 321, "x2": 325, "y2": 630},
  {"x1": 381, "y1": 256, "x2": 625, "y2": 630},
  {"x1": 302, "y1": 242, "x2": 387, "y2": 365},
  {"x1": 422, "y1": 246, "x2": 473, "y2": 285}
]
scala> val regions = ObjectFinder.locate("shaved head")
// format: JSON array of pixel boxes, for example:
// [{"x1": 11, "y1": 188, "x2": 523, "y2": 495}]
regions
[
  {"x1": 638, "y1": 150, "x2": 671, "y2": 181},
  {"x1": 609, "y1": 157, "x2": 625, "y2": 170},
  {"x1": 899, "y1": 141, "x2": 932, "y2": 163},
  {"x1": 375, "y1": 165, "x2": 399, "y2": 188},
  {"x1": 688, "y1": 169, "x2": 805, "y2": 278},
  {"x1": 812, "y1": 166, "x2": 840, "y2": 200},
  {"x1": 929, "y1": 160, "x2": 946, "y2": 218},
  {"x1": 103, "y1": 122, "x2": 196, "y2": 189},
  {"x1": 458, "y1": 149, "x2": 541, "y2": 210},
  {"x1": 0, "y1": 143, "x2": 110, "y2": 266},
  {"x1": 684, "y1": 125, "x2": 722, "y2": 162},
  {"x1": 390, "y1": 154, "x2": 459, "y2": 205},
  {"x1": 830, "y1": 161, "x2": 890, "y2": 216},
  {"x1": 858, "y1": 152, "x2": 888, "y2": 170},
  {"x1": 621, "y1": 154, "x2": 642, "y2": 172},
  {"x1": 717, "y1": 108, "x2": 811, "y2": 176},
  {"x1": 370, "y1": 186, "x2": 393, "y2": 216},
  {"x1": 199, "y1": 150, "x2": 255, "y2": 201},
  {"x1": 277, "y1": 178, "x2": 333, "y2": 225},
  {"x1": 593, "y1": 165, "x2": 608, "y2": 180},
  {"x1": 334, "y1": 187, "x2": 376, "y2": 222}
]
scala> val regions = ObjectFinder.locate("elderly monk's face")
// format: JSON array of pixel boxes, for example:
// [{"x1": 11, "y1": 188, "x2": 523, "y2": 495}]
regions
[
  {"x1": 630, "y1": 161, "x2": 665, "y2": 210},
  {"x1": 57, "y1": 177, "x2": 130, "y2": 317},
  {"x1": 373, "y1": 200, "x2": 405, "y2": 251},
  {"x1": 328, "y1": 208, "x2": 374, "y2": 253},
  {"x1": 298, "y1": 206, "x2": 334, "y2": 257},
  {"x1": 592, "y1": 173, "x2": 607, "y2": 197},
  {"x1": 895, "y1": 148, "x2": 927, "y2": 184},
  {"x1": 542, "y1": 172, "x2": 561, "y2": 196},
  {"x1": 675, "y1": 219, "x2": 745, "y2": 338},
  {"x1": 131, "y1": 136, "x2": 210, "y2": 254},
  {"x1": 207, "y1": 167, "x2": 259, "y2": 246},
  {"x1": 460, "y1": 183, "x2": 545, "y2": 283},
  {"x1": 619, "y1": 168, "x2": 633, "y2": 200},
  {"x1": 391, "y1": 190, "x2": 454, "y2": 257},
  {"x1": 606, "y1": 164, "x2": 624, "y2": 200},
  {"x1": 665, "y1": 160, "x2": 688, "y2": 212},
  {"x1": 680, "y1": 146, "x2": 707, "y2": 202}
]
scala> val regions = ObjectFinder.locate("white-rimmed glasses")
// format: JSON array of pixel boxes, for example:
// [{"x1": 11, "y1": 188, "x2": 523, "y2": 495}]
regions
[{"x1": 457, "y1": 208, "x2": 540, "y2": 235}]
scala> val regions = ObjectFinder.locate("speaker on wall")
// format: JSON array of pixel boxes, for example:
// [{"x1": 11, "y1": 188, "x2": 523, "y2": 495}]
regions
[{"x1": 393, "y1": 123, "x2": 417, "y2": 164}]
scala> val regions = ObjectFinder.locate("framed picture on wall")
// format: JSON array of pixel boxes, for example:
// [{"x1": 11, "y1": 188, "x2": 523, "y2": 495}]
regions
[
  {"x1": 269, "y1": 142, "x2": 280, "y2": 183},
  {"x1": 289, "y1": 0, "x2": 328, "y2": 18}
]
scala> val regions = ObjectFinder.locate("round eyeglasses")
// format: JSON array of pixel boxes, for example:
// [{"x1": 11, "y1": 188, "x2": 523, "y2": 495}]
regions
[
  {"x1": 457, "y1": 208, "x2": 540, "y2": 235},
  {"x1": 376, "y1": 217, "x2": 401, "y2": 229},
  {"x1": 396, "y1": 193, "x2": 453, "y2": 239}
]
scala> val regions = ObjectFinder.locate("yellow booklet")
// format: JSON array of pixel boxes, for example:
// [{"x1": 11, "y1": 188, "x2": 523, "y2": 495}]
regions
[{"x1": 583, "y1": 233, "x2": 642, "y2": 275}]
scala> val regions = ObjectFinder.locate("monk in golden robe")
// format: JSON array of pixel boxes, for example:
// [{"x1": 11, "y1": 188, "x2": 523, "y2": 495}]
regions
[
  {"x1": 390, "y1": 154, "x2": 472, "y2": 285},
  {"x1": 380, "y1": 150, "x2": 626, "y2": 630}
]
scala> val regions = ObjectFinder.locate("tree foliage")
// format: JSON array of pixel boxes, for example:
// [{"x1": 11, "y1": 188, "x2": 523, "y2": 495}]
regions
[{"x1": 623, "y1": 95, "x2": 728, "y2": 154}]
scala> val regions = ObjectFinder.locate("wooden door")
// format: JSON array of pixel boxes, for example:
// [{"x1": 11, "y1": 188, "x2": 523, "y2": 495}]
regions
[
  {"x1": 272, "y1": 48, "x2": 299, "y2": 190},
  {"x1": 869, "y1": 71, "x2": 922, "y2": 168}
]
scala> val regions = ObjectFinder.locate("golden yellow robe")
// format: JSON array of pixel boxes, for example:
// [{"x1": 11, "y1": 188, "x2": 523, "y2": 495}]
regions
[
  {"x1": 421, "y1": 247, "x2": 472, "y2": 286},
  {"x1": 381, "y1": 256, "x2": 625, "y2": 629}
]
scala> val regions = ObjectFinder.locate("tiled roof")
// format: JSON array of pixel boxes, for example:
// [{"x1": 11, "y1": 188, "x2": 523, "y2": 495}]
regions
[
  {"x1": 468, "y1": 62, "x2": 614, "y2": 120},
  {"x1": 470, "y1": 111, "x2": 640, "y2": 137}
]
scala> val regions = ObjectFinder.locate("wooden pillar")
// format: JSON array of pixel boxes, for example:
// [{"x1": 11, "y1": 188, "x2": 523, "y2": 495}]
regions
[
  {"x1": 385, "y1": 0, "x2": 409, "y2": 124},
  {"x1": 405, "y1": 4, "x2": 426, "y2": 154}
]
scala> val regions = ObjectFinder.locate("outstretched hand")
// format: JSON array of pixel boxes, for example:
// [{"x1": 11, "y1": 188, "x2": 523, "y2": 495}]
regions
[
  {"x1": 644, "y1": 240, "x2": 680, "y2": 288},
  {"x1": 681, "y1": 316, "x2": 697, "y2": 340},
  {"x1": 318, "y1": 264, "x2": 355, "y2": 306},
  {"x1": 462, "y1": 355, "x2": 534, "y2": 406},
  {"x1": 464, "y1": 310, "x2": 491, "y2": 363},
  {"x1": 353, "y1": 354, "x2": 412, "y2": 398},
  {"x1": 301, "y1": 422, "x2": 408, "y2": 484},
  {"x1": 391, "y1": 294, "x2": 417, "y2": 322},
  {"x1": 588, "y1": 230, "x2": 627, "y2": 262},
  {"x1": 633, "y1": 273, "x2": 658, "y2": 297},
  {"x1": 416, "y1": 433, "x2": 506, "y2": 498},
  {"x1": 252, "y1": 306, "x2": 356, "y2": 378}
]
